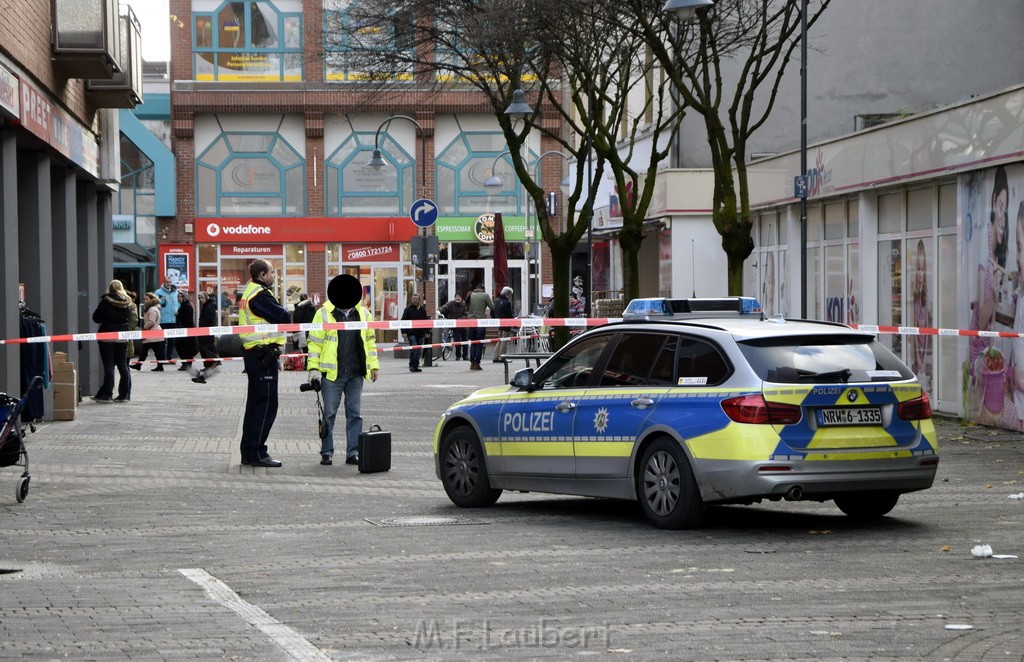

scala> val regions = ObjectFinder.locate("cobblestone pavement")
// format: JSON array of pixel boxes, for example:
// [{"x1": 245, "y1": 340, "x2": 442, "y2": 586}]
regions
[{"x1": 1, "y1": 355, "x2": 1022, "y2": 660}]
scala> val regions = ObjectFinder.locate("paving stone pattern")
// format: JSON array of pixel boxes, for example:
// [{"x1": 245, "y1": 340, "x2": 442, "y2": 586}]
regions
[{"x1": 1, "y1": 356, "x2": 1022, "y2": 660}]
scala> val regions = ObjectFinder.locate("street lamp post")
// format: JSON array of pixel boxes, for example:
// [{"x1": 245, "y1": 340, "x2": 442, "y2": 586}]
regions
[{"x1": 366, "y1": 114, "x2": 432, "y2": 362}]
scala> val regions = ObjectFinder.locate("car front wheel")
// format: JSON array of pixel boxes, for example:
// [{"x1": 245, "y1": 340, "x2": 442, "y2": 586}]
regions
[
  {"x1": 637, "y1": 437, "x2": 706, "y2": 529},
  {"x1": 440, "y1": 426, "x2": 502, "y2": 508}
]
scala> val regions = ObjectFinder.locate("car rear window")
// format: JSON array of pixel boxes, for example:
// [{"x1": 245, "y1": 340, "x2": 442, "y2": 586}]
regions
[{"x1": 737, "y1": 335, "x2": 914, "y2": 383}]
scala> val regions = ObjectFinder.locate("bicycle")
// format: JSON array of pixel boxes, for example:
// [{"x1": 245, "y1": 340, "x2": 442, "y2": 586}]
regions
[{"x1": 437, "y1": 313, "x2": 454, "y2": 361}]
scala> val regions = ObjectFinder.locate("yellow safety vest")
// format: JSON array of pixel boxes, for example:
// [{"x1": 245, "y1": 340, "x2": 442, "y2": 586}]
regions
[
  {"x1": 307, "y1": 302, "x2": 379, "y2": 381},
  {"x1": 238, "y1": 280, "x2": 286, "y2": 349}
]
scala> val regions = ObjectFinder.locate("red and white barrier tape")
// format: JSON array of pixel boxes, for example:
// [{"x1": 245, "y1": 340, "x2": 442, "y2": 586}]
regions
[
  {"x1": 131, "y1": 335, "x2": 532, "y2": 366},
  {"x1": 1, "y1": 318, "x2": 1019, "y2": 346},
  {"x1": 0, "y1": 318, "x2": 594, "y2": 346}
]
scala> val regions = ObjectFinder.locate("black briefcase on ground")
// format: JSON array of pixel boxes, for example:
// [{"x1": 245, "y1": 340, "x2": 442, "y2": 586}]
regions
[{"x1": 358, "y1": 424, "x2": 391, "y2": 473}]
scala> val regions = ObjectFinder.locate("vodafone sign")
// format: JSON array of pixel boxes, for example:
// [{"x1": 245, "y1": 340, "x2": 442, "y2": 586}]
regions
[{"x1": 195, "y1": 217, "x2": 418, "y2": 243}]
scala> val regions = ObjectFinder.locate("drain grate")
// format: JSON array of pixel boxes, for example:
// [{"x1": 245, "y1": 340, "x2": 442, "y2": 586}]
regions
[
  {"x1": 0, "y1": 569, "x2": 22, "y2": 575},
  {"x1": 364, "y1": 515, "x2": 489, "y2": 527}
]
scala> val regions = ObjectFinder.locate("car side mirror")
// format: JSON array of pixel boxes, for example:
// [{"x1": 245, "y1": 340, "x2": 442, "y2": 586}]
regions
[{"x1": 511, "y1": 368, "x2": 535, "y2": 391}]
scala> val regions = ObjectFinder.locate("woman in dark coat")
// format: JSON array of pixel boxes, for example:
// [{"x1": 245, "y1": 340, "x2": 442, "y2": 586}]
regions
[
  {"x1": 91, "y1": 279, "x2": 133, "y2": 403},
  {"x1": 174, "y1": 291, "x2": 200, "y2": 372}
]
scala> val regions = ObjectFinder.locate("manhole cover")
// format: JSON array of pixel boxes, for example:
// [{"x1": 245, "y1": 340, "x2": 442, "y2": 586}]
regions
[{"x1": 364, "y1": 515, "x2": 489, "y2": 527}]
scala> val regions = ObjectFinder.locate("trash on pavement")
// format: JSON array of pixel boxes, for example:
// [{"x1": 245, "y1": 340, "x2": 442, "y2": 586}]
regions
[
  {"x1": 1008, "y1": 493, "x2": 1024, "y2": 499},
  {"x1": 971, "y1": 544, "x2": 993, "y2": 557}
]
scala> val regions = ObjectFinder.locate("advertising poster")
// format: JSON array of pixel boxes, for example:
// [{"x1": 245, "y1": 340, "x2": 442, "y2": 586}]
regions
[
  {"x1": 962, "y1": 164, "x2": 1024, "y2": 429},
  {"x1": 909, "y1": 238, "x2": 933, "y2": 395},
  {"x1": 160, "y1": 245, "x2": 192, "y2": 290}
]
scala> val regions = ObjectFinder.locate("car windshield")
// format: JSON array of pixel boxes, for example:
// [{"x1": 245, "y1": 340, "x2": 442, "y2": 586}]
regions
[{"x1": 737, "y1": 335, "x2": 914, "y2": 383}]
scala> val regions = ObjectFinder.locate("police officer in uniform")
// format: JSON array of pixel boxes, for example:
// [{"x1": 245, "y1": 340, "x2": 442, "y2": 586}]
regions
[{"x1": 238, "y1": 259, "x2": 292, "y2": 467}]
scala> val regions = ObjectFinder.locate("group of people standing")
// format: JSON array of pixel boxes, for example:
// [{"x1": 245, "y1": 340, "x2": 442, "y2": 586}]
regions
[
  {"x1": 409, "y1": 283, "x2": 515, "y2": 372},
  {"x1": 91, "y1": 279, "x2": 223, "y2": 404}
]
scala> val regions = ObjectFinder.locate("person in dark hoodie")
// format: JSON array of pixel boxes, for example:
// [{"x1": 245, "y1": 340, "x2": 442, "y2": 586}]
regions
[
  {"x1": 192, "y1": 291, "x2": 222, "y2": 384},
  {"x1": 175, "y1": 290, "x2": 200, "y2": 372},
  {"x1": 91, "y1": 279, "x2": 134, "y2": 403}
]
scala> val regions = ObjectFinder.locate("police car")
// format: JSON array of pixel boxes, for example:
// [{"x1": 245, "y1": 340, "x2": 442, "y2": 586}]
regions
[{"x1": 433, "y1": 297, "x2": 938, "y2": 529}]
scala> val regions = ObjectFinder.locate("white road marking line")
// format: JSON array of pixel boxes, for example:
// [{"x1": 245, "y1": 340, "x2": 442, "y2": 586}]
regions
[{"x1": 179, "y1": 568, "x2": 331, "y2": 661}]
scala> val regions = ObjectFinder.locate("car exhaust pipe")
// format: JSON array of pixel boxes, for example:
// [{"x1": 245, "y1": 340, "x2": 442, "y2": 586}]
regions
[{"x1": 784, "y1": 485, "x2": 804, "y2": 501}]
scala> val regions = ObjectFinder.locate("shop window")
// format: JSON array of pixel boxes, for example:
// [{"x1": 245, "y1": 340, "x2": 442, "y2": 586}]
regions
[
  {"x1": 824, "y1": 201, "x2": 845, "y2": 240},
  {"x1": 323, "y1": 0, "x2": 414, "y2": 82},
  {"x1": 878, "y1": 191, "x2": 903, "y2": 234},
  {"x1": 847, "y1": 200, "x2": 859, "y2": 238},
  {"x1": 196, "y1": 130, "x2": 305, "y2": 216},
  {"x1": 938, "y1": 183, "x2": 957, "y2": 228},
  {"x1": 436, "y1": 131, "x2": 527, "y2": 215},
  {"x1": 192, "y1": 0, "x2": 303, "y2": 82},
  {"x1": 907, "y1": 187, "x2": 934, "y2": 231},
  {"x1": 325, "y1": 131, "x2": 414, "y2": 215}
]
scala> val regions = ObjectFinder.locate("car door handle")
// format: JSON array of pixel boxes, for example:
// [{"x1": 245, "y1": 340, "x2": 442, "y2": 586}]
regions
[
  {"x1": 631, "y1": 398, "x2": 655, "y2": 409},
  {"x1": 555, "y1": 401, "x2": 576, "y2": 412}
]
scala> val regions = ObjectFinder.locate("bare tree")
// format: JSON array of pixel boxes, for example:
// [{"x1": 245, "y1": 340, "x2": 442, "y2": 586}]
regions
[{"x1": 626, "y1": 0, "x2": 833, "y2": 295}]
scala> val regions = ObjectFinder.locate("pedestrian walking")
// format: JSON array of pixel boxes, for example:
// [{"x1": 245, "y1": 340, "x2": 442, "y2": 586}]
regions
[
  {"x1": 191, "y1": 291, "x2": 222, "y2": 384},
  {"x1": 132, "y1": 293, "x2": 167, "y2": 371},
  {"x1": 401, "y1": 293, "x2": 428, "y2": 372},
  {"x1": 438, "y1": 293, "x2": 469, "y2": 360},
  {"x1": 492, "y1": 285, "x2": 515, "y2": 363},
  {"x1": 155, "y1": 278, "x2": 180, "y2": 365},
  {"x1": 175, "y1": 290, "x2": 200, "y2": 372},
  {"x1": 466, "y1": 283, "x2": 495, "y2": 370}
]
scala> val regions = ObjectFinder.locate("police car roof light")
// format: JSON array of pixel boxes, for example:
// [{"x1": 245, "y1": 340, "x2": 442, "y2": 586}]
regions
[{"x1": 623, "y1": 296, "x2": 763, "y2": 321}]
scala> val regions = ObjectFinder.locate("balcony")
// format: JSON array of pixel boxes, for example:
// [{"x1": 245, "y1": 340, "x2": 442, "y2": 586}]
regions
[
  {"x1": 51, "y1": 0, "x2": 120, "y2": 79},
  {"x1": 86, "y1": 6, "x2": 143, "y2": 108}
]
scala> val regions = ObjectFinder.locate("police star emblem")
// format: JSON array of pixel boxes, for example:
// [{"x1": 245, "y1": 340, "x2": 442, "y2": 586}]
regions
[{"x1": 594, "y1": 406, "x2": 610, "y2": 433}]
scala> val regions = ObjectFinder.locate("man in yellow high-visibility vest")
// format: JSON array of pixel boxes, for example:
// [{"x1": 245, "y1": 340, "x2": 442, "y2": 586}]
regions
[
  {"x1": 238, "y1": 259, "x2": 292, "y2": 468},
  {"x1": 306, "y1": 274, "x2": 379, "y2": 466}
]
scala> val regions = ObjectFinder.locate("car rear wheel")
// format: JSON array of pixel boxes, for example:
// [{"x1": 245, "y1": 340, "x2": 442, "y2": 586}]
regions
[
  {"x1": 440, "y1": 426, "x2": 502, "y2": 508},
  {"x1": 833, "y1": 491, "x2": 900, "y2": 520},
  {"x1": 637, "y1": 437, "x2": 706, "y2": 529}
]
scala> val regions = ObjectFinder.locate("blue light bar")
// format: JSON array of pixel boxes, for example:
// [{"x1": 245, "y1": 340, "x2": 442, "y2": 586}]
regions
[{"x1": 623, "y1": 297, "x2": 763, "y2": 320}]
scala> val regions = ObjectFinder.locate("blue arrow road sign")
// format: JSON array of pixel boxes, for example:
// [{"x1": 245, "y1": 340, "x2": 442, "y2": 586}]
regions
[{"x1": 410, "y1": 198, "x2": 438, "y2": 228}]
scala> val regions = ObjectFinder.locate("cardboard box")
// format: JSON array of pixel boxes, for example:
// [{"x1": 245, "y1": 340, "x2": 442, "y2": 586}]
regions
[
  {"x1": 53, "y1": 361, "x2": 76, "y2": 375},
  {"x1": 53, "y1": 373, "x2": 78, "y2": 421}
]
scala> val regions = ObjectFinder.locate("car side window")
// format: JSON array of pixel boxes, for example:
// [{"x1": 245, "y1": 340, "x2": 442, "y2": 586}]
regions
[
  {"x1": 676, "y1": 337, "x2": 730, "y2": 386},
  {"x1": 598, "y1": 333, "x2": 671, "y2": 387},
  {"x1": 537, "y1": 335, "x2": 612, "y2": 389}
]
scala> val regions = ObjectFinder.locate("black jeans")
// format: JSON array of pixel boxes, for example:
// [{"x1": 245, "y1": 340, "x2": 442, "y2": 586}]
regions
[{"x1": 97, "y1": 341, "x2": 130, "y2": 399}]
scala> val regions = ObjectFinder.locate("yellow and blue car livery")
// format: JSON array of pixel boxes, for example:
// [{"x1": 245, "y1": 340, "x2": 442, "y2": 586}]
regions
[{"x1": 432, "y1": 297, "x2": 939, "y2": 527}]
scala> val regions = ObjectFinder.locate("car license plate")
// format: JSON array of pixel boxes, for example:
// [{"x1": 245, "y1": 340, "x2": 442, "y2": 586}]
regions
[{"x1": 817, "y1": 407, "x2": 882, "y2": 426}]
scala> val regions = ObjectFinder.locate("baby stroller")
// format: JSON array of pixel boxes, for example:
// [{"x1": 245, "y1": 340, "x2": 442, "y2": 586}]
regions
[{"x1": 0, "y1": 375, "x2": 43, "y2": 503}]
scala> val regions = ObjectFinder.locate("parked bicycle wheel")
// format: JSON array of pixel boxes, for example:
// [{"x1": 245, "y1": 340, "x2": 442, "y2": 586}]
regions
[{"x1": 441, "y1": 329, "x2": 453, "y2": 361}]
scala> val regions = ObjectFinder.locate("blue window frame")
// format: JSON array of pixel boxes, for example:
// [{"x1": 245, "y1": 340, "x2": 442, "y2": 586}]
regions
[
  {"x1": 196, "y1": 131, "x2": 305, "y2": 216},
  {"x1": 436, "y1": 131, "x2": 533, "y2": 215},
  {"x1": 193, "y1": 0, "x2": 304, "y2": 82},
  {"x1": 325, "y1": 132, "x2": 416, "y2": 216},
  {"x1": 323, "y1": 0, "x2": 414, "y2": 82}
]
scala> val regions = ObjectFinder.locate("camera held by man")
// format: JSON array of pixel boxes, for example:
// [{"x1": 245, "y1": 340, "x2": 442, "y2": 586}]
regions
[{"x1": 300, "y1": 375, "x2": 321, "y2": 392}]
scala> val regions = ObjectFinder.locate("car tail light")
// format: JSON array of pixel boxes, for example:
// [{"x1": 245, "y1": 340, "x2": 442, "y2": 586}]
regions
[
  {"x1": 897, "y1": 393, "x2": 932, "y2": 421},
  {"x1": 722, "y1": 394, "x2": 802, "y2": 425}
]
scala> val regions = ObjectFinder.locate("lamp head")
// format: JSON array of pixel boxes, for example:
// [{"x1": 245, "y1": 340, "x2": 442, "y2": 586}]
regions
[
  {"x1": 366, "y1": 148, "x2": 387, "y2": 170},
  {"x1": 504, "y1": 89, "x2": 533, "y2": 120},
  {"x1": 663, "y1": 0, "x2": 713, "y2": 21},
  {"x1": 484, "y1": 174, "x2": 505, "y2": 189}
]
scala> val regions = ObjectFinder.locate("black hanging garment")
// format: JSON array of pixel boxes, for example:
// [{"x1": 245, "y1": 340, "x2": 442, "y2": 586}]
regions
[{"x1": 19, "y1": 311, "x2": 47, "y2": 422}]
